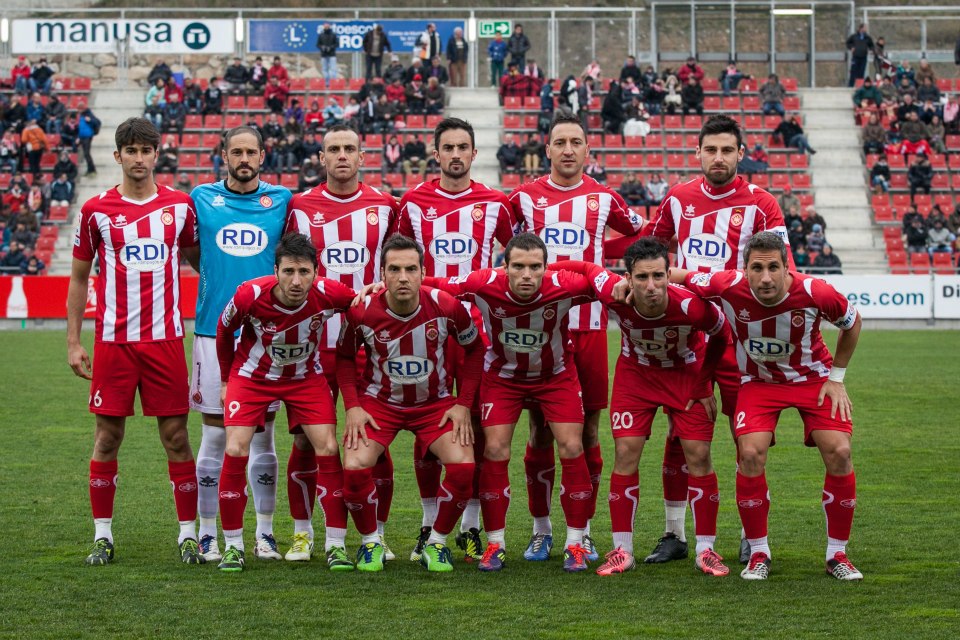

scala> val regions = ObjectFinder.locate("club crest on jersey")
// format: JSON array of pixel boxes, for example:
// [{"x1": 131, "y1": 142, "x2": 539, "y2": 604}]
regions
[
  {"x1": 312, "y1": 211, "x2": 326, "y2": 224},
  {"x1": 263, "y1": 321, "x2": 277, "y2": 333},
  {"x1": 259, "y1": 195, "x2": 273, "y2": 208},
  {"x1": 730, "y1": 207, "x2": 745, "y2": 227},
  {"x1": 120, "y1": 237, "x2": 168, "y2": 272},
  {"x1": 211, "y1": 195, "x2": 226, "y2": 207},
  {"x1": 383, "y1": 356, "x2": 434, "y2": 384},
  {"x1": 268, "y1": 341, "x2": 316, "y2": 366},
  {"x1": 542, "y1": 308, "x2": 556, "y2": 321},
  {"x1": 161, "y1": 208, "x2": 174, "y2": 225},
  {"x1": 499, "y1": 328, "x2": 548, "y2": 353},
  {"x1": 542, "y1": 222, "x2": 589, "y2": 253},
  {"x1": 586, "y1": 194, "x2": 600, "y2": 211},
  {"x1": 681, "y1": 233, "x2": 730, "y2": 268},
  {"x1": 683, "y1": 204, "x2": 697, "y2": 219},
  {"x1": 322, "y1": 241, "x2": 370, "y2": 275},
  {"x1": 665, "y1": 329, "x2": 678, "y2": 339},
  {"x1": 309, "y1": 314, "x2": 324, "y2": 332},
  {"x1": 471, "y1": 206, "x2": 485, "y2": 221},
  {"x1": 366, "y1": 207, "x2": 380, "y2": 225},
  {"x1": 430, "y1": 232, "x2": 478, "y2": 265},
  {"x1": 192, "y1": 391, "x2": 203, "y2": 404},
  {"x1": 114, "y1": 214, "x2": 128, "y2": 226},
  {"x1": 744, "y1": 337, "x2": 795, "y2": 363},
  {"x1": 425, "y1": 324, "x2": 439, "y2": 341},
  {"x1": 791, "y1": 310, "x2": 805, "y2": 328},
  {"x1": 425, "y1": 206, "x2": 438, "y2": 220}
]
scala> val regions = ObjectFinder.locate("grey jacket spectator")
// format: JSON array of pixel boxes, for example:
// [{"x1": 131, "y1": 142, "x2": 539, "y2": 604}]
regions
[
  {"x1": 813, "y1": 245, "x2": 842, "y2": 274},
  {"x1": 759, "y1": 77, "x2": 786, "y2": 104},
  {"x1": 507, "y1": 26, "x2": 531, "y2": 66},
  {"x1": 224, "y1": 59, "x2": 249, "y2": 91},
  {"x1": 497, "y1": 134, "x2": 522, "y2": 172}
]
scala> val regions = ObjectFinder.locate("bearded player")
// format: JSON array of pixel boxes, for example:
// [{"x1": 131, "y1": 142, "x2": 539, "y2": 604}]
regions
[
  {"x1": 508, "y1": 112, "x2": 643, "y2": 562},
  {"x1": 677, "y1": 232, "x2": 863, "y2": 581},
  {"x1": 398, "y1": 117, "x2": 515, "y2": 562},
  {"x1": 337, "y1": 234, "x2": 482, "y2": 572},
  {"x1": 285, "y1": 124, "x2": 400, "y2": 563}
]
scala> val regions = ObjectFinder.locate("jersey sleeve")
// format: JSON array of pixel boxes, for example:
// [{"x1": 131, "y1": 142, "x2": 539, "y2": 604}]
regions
[
  {"x1": 396, "y1": 199, "x2": 414, "y2": 238},
  {"x1": 72, "y1": 205, "x2": 99, "y2": 261},
  {"x1": 423, "y1": 269, "x2": 492, "y2": 299},
  {"x1": 606, "y1": 190, "x2": 645, "y2": 236},
  {"x1": 753, "y1": 189, "x2": 795, "y2": 269},
  {"x1": 178, "y1": 197, "x2": 199, "y2": 248},
  {"x1": 335, "y1": 307, "x2": 363, "y2": 409},
  {"x1": 215, "y1": 285, "x2": 249, "y2": 382},
  {"x1": 554, "y1": 269, "x2": 601, "y2": 303},
  {"x1": 683, "y1": 270, "x2": 737, "y2": 299},
  {"x1": 686, "y1": 294, "x2": 726, "y2": 337},
  {"x1": 809, "y1": 277, "x2": 858, "y2": 330},
  {"x1": 639, "y1": 192, "x2": 677, "y2": 243},
  {"x1": 284, "y1": 194, "x2": 308, "y2": 235},
  {"x1": 316, "y1": 277, "x2": 358, "y2": 312},
  {"x1": 493, "y1": 197, "x2": 516, "y2": 247},
  {"x1": 506, "y1": 189, "x2": 527, "y2": 229}
]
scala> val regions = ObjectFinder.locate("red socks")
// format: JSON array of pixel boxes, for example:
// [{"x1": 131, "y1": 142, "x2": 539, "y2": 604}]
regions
[
  {"x1": 342, "y1": 468, "x2": 378, "y2": 536},
  {"x1": 479, "y1": 457, "x2": 511, "y2": 532},
  {"x1": 688, "y1": 472, "x2": 720, "y2": 538},
  {"x1": 315, "y1": 455, "x2": 347, "y2": 529},
  {"x1": 736, "y1": 471, "x2": 769, "y2": 540},
  {"x1": 372, "y1": 451, "x2": 394, "y2": 523},
  {"x1": 823, "y1": 471, "x2": 856, "y2": 541},
  {"x1": 219, "y1": 454, "x2": 249, "y2": 532},
  {"x1": 559, "y1": 453, "x2": 592, "y2": 529},
  {"x1": 286, "y1": 446, "x2": 317, "y2": 521},
  {"x1": 608, "y1": 471, "x2": 640, "y2": 534},
  {"x1": 432, "y1": 462, "x2": 475, "y2": 535},
  {"x1": 89, "y1": 459, "x2": 118, "y2": 519},
  {"x1": 414, "y1": 447, "x2": 442, "y2": 500},
  {"x1": 168, "y1": 460, "x2": 198, "y2": 522},
  {"x1": 662, "y1": 436, "x2": 689, "y2": 502},
  {"x1": 523, "y1": 444, "x2": 555, "y2": 518},
  {"x1": 585, "y1": 445, "x2": 603, "y2": 520}
]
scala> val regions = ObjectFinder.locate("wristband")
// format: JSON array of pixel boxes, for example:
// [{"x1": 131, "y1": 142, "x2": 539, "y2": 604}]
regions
[{"x1": 828, "y1": 367, "x2": 846, "y2": 383}]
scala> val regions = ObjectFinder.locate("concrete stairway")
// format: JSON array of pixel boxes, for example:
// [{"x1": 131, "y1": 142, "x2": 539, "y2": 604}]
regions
[
  {"x1": 444, "y1": 87, "x2": 503, "y2": 188},
  {"x1": 800, "y1": 88, "x2": 887, "y2": 273},
  {"x1": 50, "y1": 87, "x2": 147, "y2": 274}
]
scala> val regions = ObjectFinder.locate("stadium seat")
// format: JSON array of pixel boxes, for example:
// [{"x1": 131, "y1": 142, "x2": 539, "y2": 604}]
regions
[
  {"x1": 771, "y1": 173, "x2": 790, "y2": 190},
  {"x1": 606, "y1": 173, "x2": 623, "y2": 188},
  {"x1": 625, "y1": 153, "x2": 644, "y2": 168},
  {"x1": 702, "y1": 78, "x2": 719, "y2": 92},
  {"x1": 39, "y1": 226, "x2": 58, "y2": 239},
  {"x1": 703, "y1": 96, "x2": 721, "y2": 112},
  {"x1": 587, "y1": 134, "x2": 604, "y2": 148},
  {"x1": 934, "y1": 194, "x2": 954, "y2": 210},
  {"x1": 909, "y1": 252, "x2": 930, "y2": 274},
  {"x1": 289, "y1": 78, "x2": 307, "y2": 92},
  {"x1": 664, "y1": 134, "x2": 683, "y2": 149},
  {"x1": 932, "y1": 253, "x2": 955, "y2": 274},
  {"x1": 328, "y1": 79, "x2": 346, "y2": 91},
  {"x1": 384, "y1": 173, "x2": 403, "y2": 189},
  {"x1": 874, "y1": 206, "x2": 894, "y2": 223},
  {"x1": 605, "y1": 154, "x2": 623, "y2": 169},
  {"x1": 742, "y1": 115, "x2": 762, "y2": 131},
  {"x1": 74, "y1": 77, "x2": 91, "y2": 91},
  {"x1": 721, "y1": 97, "x2": 739, "y2": 112},
  {"x1": 788, "y1": 154, "x2": 809, "y2": 170},
  {"x1": 523, "y1": 97, "x2": 540, "y2": 110},
  {"x1": 426, "y1": 115, "x2": 443, "y2": 128},
  {"x1": 888, "y1": 250, "x2": 908, "y2": 274},
  {"x1": 768, "y1": 154, "x2": 788, "y2": 169},
  {"x1": 624, "y1": 136, "x2": 644, "y2": 148},
  {"x1": 405, "y1": 174, "x2": 423, "y2": 189},
  {"x1": 179, "y1": 153, "x2": 199, "y2": 169},
  {"x1": 184, "y1": 115, "x2": 203, "y2": 130},
  {"x1": 742, "y1": 96, "x2": 760, "y2": 112},
  {"x1": 349, "y1": 78, "x2": 366, "y2": 91},
  {"x1": 749, "y1": 174, "x2": 769, "y2": 189},
  {"x1": 224, "y1": 114, "x2": 243, "y2": 128},
  {"x1": 308, "y1": 78, "x2": 326, "y2": 92},
  {"x1": 666, "y1": 154, "x2": 685, "y2": 169},
  {"x1": 605, "y1": 135, "x2": 623, "y2": 149},
  {"x1": 784, "y1": 96, "x2": 800, "y2": 111},
  {"x1": 646, "y1": 152, "x2": 664, "y2": 167},
  {"x1": 156, "y1": 174, "x2": 174, "y2": 187},
  {"x1": 279, "y1": 173, "x2": 298, "y2": 190},
  {"x1": 523, "y1": 115, "x2": 539, "y2": 129},
  {"x1": 503, "y1": 114, "x2": 521, "y2": 129},
  {"x1": 47, "y1": 205, "x2": 69, "y2": 223},
  {"x1": 500, "y1": 173, "x2": 521, "y2": 189},
  {"x1": 362, "y1": 152, "x2": 382, "y2": 168},
  {"x1": 884, "y1": 236, "x2": 905, "y2": 253},
  {"x1": 363, "y1": 172, "x2": 383, "y2": 188},
  {"x1": 226, "y1": 95, "x2": 245, "y2": 111},
  {"x1": 892, "y1": 194, "x2": 911, "y2": 208},
  {"x1": 644, "y1": 134, "x2": 663, "y2": 148},
  {"x1": 246, "y1": 96, "x2": 265, "y2": 111},
  {"x1": 792, "y1": 174, "x2": 811, "y2": 190},
  {"x1": 203, "y1": 115, "x2": 224, "y2": 130},
  {"x1": 180, "y1": 133, "x2": 201, "y2": 149},
  {"x1": 364, "y1": 134, "x2": 384, "y2": 147},
  {"x1": 663, "y1": 116, "x2": 682, "y2": 131},
  {"x1": 202, "y1": 133, "x2": 221, "y2": 149},
  {"x1": 504, "y1": 96, "x2": 521, "y2": 110}
]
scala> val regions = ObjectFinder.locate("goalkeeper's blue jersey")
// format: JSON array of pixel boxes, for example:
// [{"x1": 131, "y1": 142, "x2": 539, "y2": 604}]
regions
[{"x1": 191, "y1": 179, "x2": 292, "y2": 337}]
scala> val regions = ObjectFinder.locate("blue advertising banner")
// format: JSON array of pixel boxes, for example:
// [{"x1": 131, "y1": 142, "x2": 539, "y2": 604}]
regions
[{"x1": 248, "y1": 19, "x2": 464, "y2": 56}]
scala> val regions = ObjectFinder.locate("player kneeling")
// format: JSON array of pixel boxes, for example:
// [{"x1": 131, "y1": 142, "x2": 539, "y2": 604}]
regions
[
  {"x1": 337, "y1": 235, "x2": 482, "y2": 572},
  {"x1": 215, "y1": 233, "x2": 365, "y2": 572}
]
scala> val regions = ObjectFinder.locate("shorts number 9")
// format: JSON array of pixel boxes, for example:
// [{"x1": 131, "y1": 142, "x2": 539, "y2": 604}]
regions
[{"x1": 228, "y1": 401, "x2": 241, "y2": 419}]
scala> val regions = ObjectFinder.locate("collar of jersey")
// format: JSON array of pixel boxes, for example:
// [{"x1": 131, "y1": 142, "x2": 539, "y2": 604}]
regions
[
  {"x1": 699, "y1": 176, "x2": 741, "y2": 200},
  {"x1": 546, "y1": 177, "x2": 583, "y2": 192},
  {"x1": 434, "y1": 182, "x2": 474, "y2": 199},
  {"x1": 504, "y1": 289, "x2": 543, "y2": 306},
  {"x1": 117, "y1": 187, "x2": 159, "y2": 206},
  {"x1": 322, "y1": 185, "x2": 362, "y2": 203}
]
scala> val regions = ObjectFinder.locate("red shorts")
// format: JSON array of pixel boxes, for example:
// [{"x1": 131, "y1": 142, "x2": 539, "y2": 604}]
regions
[
  {"x1": 481, "y1": 368, "x2": 584, "y2": 428},
  {"x1": 734, "y1": 380, "x2": 853, "y2": 447},
  {"x1": 571, "y1": 330, "x2": 609, "y2": 411},
  {"x1": 90, "y1": 340, "x2": 188, "y2": 417},
  {"x1": 609, "y1": 359, "x2": 715, "y2": 441},
  {"x1": 713, "y1": 339, "x2": 741, "y2": 417},
  {"x1": 224, "y1": 374, "x2": 336, "y2": 430},
  {"x1": 361, "y1": 395, "x2": 456, "y2": 449}
]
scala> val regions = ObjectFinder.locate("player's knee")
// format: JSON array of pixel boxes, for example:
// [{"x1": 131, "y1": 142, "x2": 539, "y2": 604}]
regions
[
  {"x1": 483, "y1": 440, "x2": 512, "y2": 461},
  {"x1": 823, "y1": 443, "x2": 853, "y2": 474},
  {"x1": 292, "y1": 432, "x2": 312, "y2": 451},
  {"x1": 556, "y1": 440, "x2": 584, "y2": 459},
  {"x1": 343, "y1": 454, "x2": 372, "y2": 472},
  {"x1": 161, "y1": 426, "x2": 192, "y2": 455}
]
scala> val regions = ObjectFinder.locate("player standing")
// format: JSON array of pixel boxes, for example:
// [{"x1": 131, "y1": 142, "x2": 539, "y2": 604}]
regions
[
  {"x1": 398, "y1": 117, "x2": 515, "y2": 562},
  {"x1": 285, "y1": 124, "x2": 400, "y2": 562},
  {"x1": 337, "y1": 234, "x2": 482, "y2": 572},
  {"x1": 215, "y1": 233, "x2": 362, "y2": 572},
  {"x1": 189, "y1": 126, "x2": 297, "y2": 563},
  {"x1": 638, "y1": 114, "x2": 792, "y2": 565},
  {"x1": 508, "y1": 113, "x2": 643, "y2": 562},
  {"x1": 678, "y1": 232, "x2": 863, "y2": 581},
  {"x1": 66, "y1": 117, "x2": 203, "y2": 565}
]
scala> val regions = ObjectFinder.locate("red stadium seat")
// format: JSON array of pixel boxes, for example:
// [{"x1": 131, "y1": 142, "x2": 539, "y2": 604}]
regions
[
  {"x1": 624, "y1": 136, "x2": 644, "y2": 148},
  {"x1": 792, "y1": 174, "x2": 811, "y2": 190},
  {"x1": 703, "y1": 96, "x2": 721, "y2": 112},
  {"x1": 625, "y1": 153, "x2": 644, "y2": 169},
  {"x1": 587, "y1": 134, "x2": 604, "y2": 148},
  {"x1": 742, "y1": 115, "x2": 762, "y2": 131},
  {"x1": 73, "y1": 77, "x2": 91, "y2": 91},
  {"x1": 184, "y1": 115, "x2": 203, "y2": 130},
  {"x1": 328, "y1": 79, "x2": 346, "y2": 91},
  {"x1": 289, "y1": 78, "x2": 307, "y2": 92},
  {"x1": 781, "y1": 78, "x2": 798, "y2": 91},
  {"x1": 280, "y1": 173, "x2": 298, "y2": 190},
  {"x1": 605, "y1": 135, "x2": 623, "y2": 149},
  {"x1": 246, "y1": 96, "x2": 265, "y2": 111},
  {"x1": 646, "y1": 152, "x2": 664, "y2": 168},
  {"x1": 203, "y1": 115, "x2": 224, "y2": 130},
  {"x1": 500, "y1": 173, "x2": 521, "y2": 189},
  {"x1": 503, "y1": 96, "x2": 521, "y2": 110},
  {"x1": 742, "y1": 96, "x2": 760, "y2": 112},
  {"x1": 666, "y1": 154, "x2": 685, "y2": 169},
  {"x1": 364, "y1": 134, "x2": 384, "y2": 147},
  {"x1": 179, "y1": 153, "x2": 199, "y2": 169},
  {"x1": 363, "y1": 172, "x2": 382, "y2": 188},
  {"x1": 768, "y1": 154, "x2": 788, "y2": 169},
  {"x1": 523, "y1": 97, "x2": 540, "y2": 110},
  {"x1": 47, "y1": 205, "x2": 69, "y2": 223},
  {"x1": 224, "y1": 114, "x2": 243, "y2": 129},
  {"x1": 909, "y1": 252, "x2": 930, "y2": 274},
  {"x1": 874, "y1": 206, "x2": 894, "y2": 223},
  {"x1": 721, "y1": 97, "x2": 739, "y2": 112},
  {"x1": 663, "y1": 116, "x2": 682, "y2": 130},
  {"x1": 701, "y1": 78, "x2": 719, "y2": 92},
  {"x1": 202, "y1": 133, "x2": 222, "y2": 149},
  {"x1": 308, "y1": 78, "x2": 325, "y2": 92},
  {"x1": 644, "y1": 134, "x2": 663, "y2": 148},
  {"x1": 664, "y1": 134, "x2": 683, "y2": 149},
  {"x1": 932, "y1": 253, "x2": 954, "y2": 274},
  {"x1": 503, "y1": 114, "x2": 521, "y2": 129},
  {"x1": 426, "y1": 115, "x2": 443, "y2": 128},
  {"x1": 226, "y1": 95, "x2": 245, "y2": 111},
  {"x1": 605, "y1": 154, "x2": 623, "y2": 169},
  {"x1": 783, "y1": 96, "x2": 800, "y2": 111},
  {"x1": 156, "y1": 173, "x2": 174, "y2": 187},
  {"x1": 180, "y1": 133, "x2": 201, "y2": 149},
  {"x1": 349, "y1": 78, "x2": 366, "y2": 91},
  {"x1": 770, "y1": 173, "x2": 790, "y2": 190},
  {"x1": 788, "y1": 154, "x2": 808, "y2": 170}
]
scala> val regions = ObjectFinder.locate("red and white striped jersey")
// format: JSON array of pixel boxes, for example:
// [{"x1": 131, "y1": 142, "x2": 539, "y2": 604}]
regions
[
  {"x1": 337, "y1": 287, "x2": 480, "y2": 407},
  {"x1": 643, "y1": 175, "x2": 791, "y2": 271},
  {"x1": 216, "y1": 275, "x2": 356, "y2": 382},
  {"x1": 683, "y1": 270, "x2": 857, "y2": 384},
  {"x1": 73, "y1": 185, "x2": 197, "y2": 344},
  {"x1": 428, "y1": 268, "x2": 614, "y2": 380},
  {"x1": 285, "y1": 183, "x2": 399, "y2": 349},
  {"x1": 398, "y1": 179, "x2": 515, "y2": 278},
  {"x1": 508, "y1": 175, "x2": 643, "y2": 331}
]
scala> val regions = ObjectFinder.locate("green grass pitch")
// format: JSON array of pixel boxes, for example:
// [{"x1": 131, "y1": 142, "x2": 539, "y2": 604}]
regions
[{"x1": 0, "y1": 330, "x2": 958, "y2": 639}]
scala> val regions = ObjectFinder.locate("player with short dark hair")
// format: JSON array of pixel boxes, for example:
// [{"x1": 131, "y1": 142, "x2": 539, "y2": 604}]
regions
[
  {"x1": 214, "y1": 233, "x2": 368, "y2": 572},
  {"x1": 285, "y1": 124, "x2": 401, "y2": 564},
  {"x1": 67, "y1": 116, "x2": 204, "y2": 566},
  {"x1": 508, "y1": 113, "x2": 643, "y2": 563},
  {"x1": 677, "y1": 232, "x2": 863, "y2": 581},
  {"x1": 397, "y1": 116, "x2": 515, "y2": 563},
  {"x1": 336, "y1": 234, "x2": 483, "y2": 572}
]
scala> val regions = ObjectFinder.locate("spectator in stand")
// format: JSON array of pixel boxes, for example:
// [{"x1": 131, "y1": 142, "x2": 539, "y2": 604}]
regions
[
  {"x1": 144, "y1": 94, "x2": 164, "y2": 130},
  {"x1": 806, "y1": 223, "x2": 826, "y2": 254},
  {"x1": 29, "y1": 58, "x2": 55, "y2": 95},
  {"x1": 897, "y1": 111, "x2": 932, "y2": 156},
  {"x1": 2, "y1": 185, "x2": 25, "y2": 216},
  {"x1": 249, "y1": 57, "x2": 267, "y2": 93},
  {"x1": 385, "y1": 77, "x2": 407, "y2": 111},
  {"x1": 738, "y1": 142, "x2": 769, "y2": 174},
  {"x1": 45, "y1": 93, "x2": 67, "y2": 134},
  {"x1": 53, "y1": 150, "x2": 77, "y2": 187},
  {"x1": 878, "y1": 75, "x2": 899, "y2": 105},
  {"x1": 947, "y1": 204, "x2": 960, "y2": 236},
  {"x1": 47, "y1": 173, "x2": 71, "y2": 207},
  {"x1": 681, "y1": 76, "x2": 704, "y2": 116},
  {"x1": 927, "y1": 219, "x2": 955, "y2": 255},
  {"x1": 264, "y1": 76, "x2": 289, "y2": 114},
  {"x1": 402, "y1": 133, "x2": 428, "y2": 175},
  {"x1": 209, "y1": 135, "x2": 223, "y2": 178},
  {"x1": 720, "y1": 60, "x2": 751, "y2": 96},
  {"x1": 802, "y1": 204, "x2": 827, "y2": 234},
  {"x1": 507, "y1": 24, "x2": 531, "y2": 69},
  {"x1": 774, "y1": 113, "x2": 817, "y2": 154},
  {"x1": 424, "y1": 77, "x2": 445, "y2": 115},
  {"x1": 873, "y1": 37, "x2": 893, "y2": 79},
  {"x1": 619, "y1": 56, "x2": 643, "y2": 87},
  {"x1": 896, "y1": 94, "x2": 921, "y2": 124},
  {"x1": 266, "y1": 56, "x2": 289, "y2": 89},
  {"x1": 908, "y1": 152, "x2": 933, "y2": 198},
  {"x1": 788, "y1": 218, "x2": 807, "y2": 249},
  {"x1": 20, "y1": 253, "x2": 45, "y2": 276},
  {"x1": 602, "y1": 83, "x2": 626, "y2": 135},
  {"x1": 278, "y1": 133, "x2": 304, "y2": 174},
  {"x1": 577, "y1": 76, "x2": 595, "y2": 131},
  {"x1": 299, "y1": 132, "x2": 320, "y2": 159},
  {"x1": 296, "y1": 153, "x2": 323, "y2": 191},
  {"x1": 862, "y1": 113, "x2": 888, "y2": 155},
  {"x1": 156, "y1": 134, "x2": 179, "y2": 174},
  {"x1": 639, "y1": 64, "x2": 657, "y2": 88},
  {"x1": 813, "y1": 244, "x2": 843, "y2": 274},
  {"x1": 646, "y1": 172, "x2": 668, "y2": 204},
  {"x1": 870, "y1": 155, "x2": 891, "y2": 194},
  {"x1": 182, "y1": 78, "x2": 203, "y2": 115},
  {"x1": 581, "y1": 59, "x2": 602, "y2": 83},
  {"x1": 853, "y1": 76, "x2": 882, "y2": 111},
  {"x1": 26, "y1": 93, "x2": 46, "y2": 130},
  {"x1": 676, "y1": 57, "x2": 704, "y2": 84},
  {"x1": 224, "y1": 57, "x2": 250, "y2": 94},
  {"x1": 584, "y1": 155, "x2": 607, "y2": 184},
  {"x1": 445, "y1": 27, "x2": 468, "y2": 88},
  {"x1": 496, "y1": 133, "x2": 522, "y2": 174},
  {"x1": 929, "y1": 204, "x2": 948, "y2": 228},
  {"x1": 60, "y1": 113, "x2": 79, "y2": 152},
  {"x1": 521, "y1": 132, "x2": 544, "y2": 180},
  {"x1": 488, "y1": 33, "x2": 508, "y2": 87},
  {"x1": 760, "y1": 74, "x2": 787, "y2": 116},
  {"x1": 0, "y1": 241, "x2": 25, "y2": 272},
  {"x1": 792, "y1": 243, "x2": 811, "y2": 271},
  {"x1": 304, "y1": 100, "x2": 324, "y2": 133},
  {"x1": 317, "y1": 23, "x2": 339, "y2": 84},
  {"x1": 405, "y1": 74, "x2": 427, "y2": 113},
  {"x1": 917, "y1": 76, "x2": 940, "y2": 110},
  {"x1": 175, "y1": 172, "x2": 192, "y2": 194},
  {"x1": 662, "y1": 73, "x2": 682, "y2": 115},
  {"x1": 161, "y1": 94, "x2": 186, "y2": 135},
  {"x1": 644, "y1": 77, "x2": 666, "y2": 115},
  {"x1": 540, "y1": 80, "x2": 555, "y2": 116},
  {"x1": 342, "y1": 97, "x2": 361, "y2": 131},
  {"x1": 26, "y1": 184, "x2": 46, "y2": 221},
  {"x1": 372, "y1": 94, "x2": 398, "y2": 133},
  {"x1": 900, "y1": 204, "x2": 922, "y2": 232},
  {"x1": 21, "y1": 119, "x2": 48, "y2": 177},
  {"x1": 499, "y1": 63, "x2": 534, "y2": 106},
  {"x1": 363, "y1": 25, "x2": 391, "y2": 81},
  {"x1": 897, "y1": 76, "x2": 918, "y2": 103},
  {"x1": 146, "y1": 77, "x2": 167, "y2": 108},
  {"x1": 147, "y1": 59, "x2": 172, "y2": 87},
  {"x1": 284, "y1": 99, "x2": 304, "y2": 128},
  {"x1": 384, "y1": 55, "x2": 406, "y2": 85},
  {"x1": 11, "y1": 219, "x2": 37, "y2": 247},
  {"x1": 846, "y1": 24, "x2": 874, "y2": 87},
  {"x1": 12, "y1": 57, "x2": 32, "y2": 94},
  {"x1": 426, "y1": 57, "x2": 449, "y2": 85},
  {"x1": 915, "y1": 58, "x2": 936, "y2": 85},
  {"x1": 202, "y1": 77, "x2": 223, "y2": 115},
  {"x1": 949, "y1": 94, "x2": 960, "y2": 134},
  {"x1": 927, "y1": 115, "x2": 946, "y2": 154},
  {"x1": 76, "y1": 100, "x2": 99, "y2": 176},
  {"x1": 384, "y1": 134, "x2": 403, "y2": 174},
  {"x1": 904, "y1": 216, "x2": 928, "y2": 253},
  {"x1": 0, "y1": 130, "x2": 20, "y2": 173},
  {"x1": 404, "y1": 58, "x2": 426, "y2": 84},
  {"x1": 4, "y1": 93, "x2": 27, "y2": 132},
  {"x1": 618, "y1": 172, "x2": 648, "y2": 207},
  {"x1": 261, "y1": 136, "x2": 279, "y2": 174},
  {"x1": 261, "y1": 113, "x2": 284, "y2": 141},
  {"x1": 416, "y1": 23, "x2": 443, "y2": 65},
  {"x1": 164, "y1": 77, "x2": 184, "y2": 105}
]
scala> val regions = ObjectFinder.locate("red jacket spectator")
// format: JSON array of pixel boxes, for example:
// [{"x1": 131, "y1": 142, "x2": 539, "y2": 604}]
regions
[
  {"x1": 164, "y1": 79, "x2": 184, "y2": 104},
  {"x1": 11, "y1": 57, "x2": 31, "y2": 89},
  {"x1": 304, "y1": 100, "x2": 324, "y2": 130},
  {"x1": 385, "y1": 80, "x2": 406, "y2": 105},
  {"x1": 677, "y1": 59, "x2": 705, "y2": 84},
  {"x1": 267, "y1": 58, "x2": 289, "y2": 87},
  {"x1": 264, "y1": 81, "x2": 289, "y2": 105},
  {"x1": 500, "y1": 67, "x2": 543, "y2": 102}
]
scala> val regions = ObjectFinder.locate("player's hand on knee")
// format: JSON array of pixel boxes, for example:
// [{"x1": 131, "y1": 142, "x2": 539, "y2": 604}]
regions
[
  {"x1": 685, "y1": 395, "x2": 717, "y2": 422},
  {"x1": 344, "y1": 407, "x2": 378, "y2": 450},
  {"x1": 440, "y1": 403, "x2": 473, "y2": 446},
  {"x1": 68, "y1": 344, "x2": 93, "y2": 380},
  {"x1": 818, "y1": 380, "x2": 852, "y2": 422}
]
